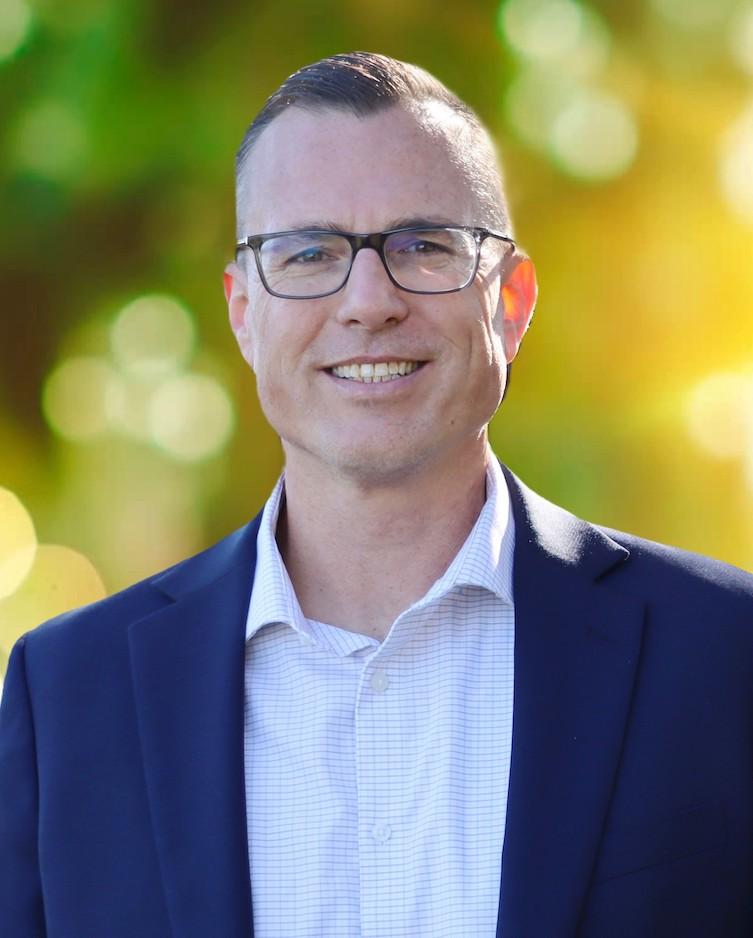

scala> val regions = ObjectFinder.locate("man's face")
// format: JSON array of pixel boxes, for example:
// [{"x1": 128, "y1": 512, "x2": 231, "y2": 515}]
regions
[{"x1": 227, "y1": 104, "x2": 533, "y2": 486}]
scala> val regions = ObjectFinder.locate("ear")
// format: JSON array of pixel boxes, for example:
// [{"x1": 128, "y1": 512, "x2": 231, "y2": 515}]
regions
[
  {"x1": 498, "y1": 253, "x2": 537, "y2": 363},
  {"x1": 224, "y1": 261, "x2": 254, "y2": 367}
]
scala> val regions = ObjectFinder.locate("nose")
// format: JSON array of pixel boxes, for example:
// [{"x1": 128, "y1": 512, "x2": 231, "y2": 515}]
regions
[{"x1": 334, "y1": 246, "x2": 409, "y2": 330}]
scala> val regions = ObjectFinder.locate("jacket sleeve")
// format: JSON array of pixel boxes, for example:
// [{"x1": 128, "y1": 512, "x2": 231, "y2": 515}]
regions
[{"x1": 0, "y1": 636, "x2": 46, "y2": 936}]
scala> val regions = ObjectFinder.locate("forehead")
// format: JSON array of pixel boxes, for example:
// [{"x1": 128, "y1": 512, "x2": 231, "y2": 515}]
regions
[{"x1": 239, "y1": 104, "x2": 480, "y2": 233}]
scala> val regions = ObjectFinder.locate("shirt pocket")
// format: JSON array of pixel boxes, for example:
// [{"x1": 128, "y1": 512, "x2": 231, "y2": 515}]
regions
[{"x1": 591, "y1": 800, "x2": 727, "y2": 884}]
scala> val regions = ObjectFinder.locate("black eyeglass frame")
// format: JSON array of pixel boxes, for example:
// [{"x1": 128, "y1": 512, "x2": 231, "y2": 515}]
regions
[{"x1": 234, "y1": 225, "x2": 516, "y2": 299}]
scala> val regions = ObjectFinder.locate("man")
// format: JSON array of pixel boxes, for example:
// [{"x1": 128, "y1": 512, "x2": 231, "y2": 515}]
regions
[{"x1": 1, "y1": 52, "x2": 753, "y2": 938}]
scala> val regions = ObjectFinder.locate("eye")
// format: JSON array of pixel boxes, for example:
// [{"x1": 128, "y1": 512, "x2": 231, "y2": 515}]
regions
[
  {"x1": 286, "y1": 246, "x2": 330, "y2": 265},
  {"x1": 387, "y1": 229, "x2": 461, "y2": 258},
  {"x1": 399, "y1": 237, "x2": 451, "y2": 255},
  {"x1": 276, "y1": 234, "x2": 350, "y2": 267}
]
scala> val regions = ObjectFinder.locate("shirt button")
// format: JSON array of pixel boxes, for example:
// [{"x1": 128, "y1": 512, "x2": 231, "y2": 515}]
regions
[
  {"x1": 371, "y1": 823, "x2": 392, "y2": 843},
  {"x1": 370, "y1": 668, "x2": 390, "y2": 692}
]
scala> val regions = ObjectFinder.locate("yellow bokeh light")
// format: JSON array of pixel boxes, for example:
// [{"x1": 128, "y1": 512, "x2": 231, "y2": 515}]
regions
[
  {"x1": 11, "y1": 100, "x2": 87, "y2": 181},
  {"x1": 0, "y1": 488, "x2": 37, "y2": 600},
  {"x1": 719, "y1": 102, "x2": 753, "y2": 226},
  {"x1": 42, "y1": 356, "x2": 124, "y2": 442},
  {"x1": 0, "y1": 0, "x2": 32, "y2": 61},
  {"x1": 147, "y1": 373, "x2": 235, "y2": 462},
  {"x1": 110, "y1": 294, "x2": 195, "y2": 379},
  {"x1": 729, "y1": 6, "x2": 753, "y2": 74},
  {"x1": 684, "y1": 371, "x2": 753, "y2": 460},
  {"x1": 0, "y1": 545, "x2": 106, "y2": 658},
  {"x1": 549, "y1": 89, "x2": 638, "y2": 180}
]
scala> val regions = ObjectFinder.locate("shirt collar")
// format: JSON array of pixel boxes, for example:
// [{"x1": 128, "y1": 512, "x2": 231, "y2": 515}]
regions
[
  {"x1": 414, "y1": 453, "x2": 514, "y2": 610},
  {"x1": 246, "y1": 475, "x2": 310, "y2": 642},
  {"x1": 245, "y1": 451, "x2": 514, "y2": 643}
]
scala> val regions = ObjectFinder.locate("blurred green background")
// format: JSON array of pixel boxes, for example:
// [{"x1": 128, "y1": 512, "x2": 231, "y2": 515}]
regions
[{"x1": 1, "y1": 0, "x2": 753, "y2": 677}]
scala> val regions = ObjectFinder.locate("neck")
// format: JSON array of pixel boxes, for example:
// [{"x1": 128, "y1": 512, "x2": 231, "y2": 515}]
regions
[{"x1": 277, "y1": 439, "x2": 491, "y2": 640}]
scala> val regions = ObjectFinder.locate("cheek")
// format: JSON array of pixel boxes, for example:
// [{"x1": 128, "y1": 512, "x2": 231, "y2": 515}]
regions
[
  {"x1": 253, "y1": 362, "x2": 296, "y2": 438},
  {"x1": 463, "y1": 306, "x2": 507, "y2": 407},
  {"x1": 249, "y1": 320, "x2": 308, "y2": 417},
  {"x1": 474, "y1": 272, "x2": 505, "y2": 339},
  {"x1": 484, "y1": 301, "x2": 508, "y2": 371},
  {"x1": 243, "y1": 295, "x2": 280, "y2": 374},
  {"x1": 251, "y1": 340, "x2": 284, "y2": 404},
  {"x1": 235, "y1": 328, "x2": 255, "y2": 368},
  {"x1": 469, "y1": 302, "x2": 505, "y2": 372}
]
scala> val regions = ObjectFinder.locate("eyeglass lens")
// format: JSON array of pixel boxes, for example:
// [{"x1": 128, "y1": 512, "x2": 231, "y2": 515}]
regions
[{"x1": 257, "y1": 228, "x2": 479, "y2": 297}]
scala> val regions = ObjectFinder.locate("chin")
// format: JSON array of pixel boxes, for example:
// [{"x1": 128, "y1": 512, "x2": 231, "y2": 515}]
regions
[{"x1": 315, "y1": 439, "x2": 434, "y2": 488}]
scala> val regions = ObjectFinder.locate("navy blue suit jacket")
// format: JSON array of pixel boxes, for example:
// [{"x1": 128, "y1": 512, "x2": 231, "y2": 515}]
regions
[{"x1": 2, "y1": 467, "x2": 753, "y2": 937}]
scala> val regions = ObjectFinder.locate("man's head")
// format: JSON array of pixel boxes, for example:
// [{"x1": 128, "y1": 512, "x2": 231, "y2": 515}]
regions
[{"x1": 225, "y1": 53, "x2": 536, "y2": 487}]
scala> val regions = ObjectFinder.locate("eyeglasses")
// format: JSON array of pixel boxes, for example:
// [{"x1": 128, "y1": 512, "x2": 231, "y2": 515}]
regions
[{"x1": 235, "y1": 225, "x2": 516, "y2": 299}]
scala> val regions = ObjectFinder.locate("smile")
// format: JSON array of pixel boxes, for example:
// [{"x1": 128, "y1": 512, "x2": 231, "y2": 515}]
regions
[{"x1": 329, "y1": 361, "x2": 423, "y2": 383}]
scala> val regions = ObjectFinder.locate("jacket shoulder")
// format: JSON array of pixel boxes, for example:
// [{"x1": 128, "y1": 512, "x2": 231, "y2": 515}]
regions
[
  {"x1": 598, "y1": 524, "x2": 753, "y2": 598},
  {"x1": 20, "y1": 518, "x2": 260, "y2": 656},
  {"x1": 593, "y1": 525, "x2": 753, "y2": 653}
]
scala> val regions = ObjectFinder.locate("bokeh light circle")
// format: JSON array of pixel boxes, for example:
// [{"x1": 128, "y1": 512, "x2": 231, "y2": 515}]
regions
[
  {"x1": 500, "y1": 0, "x2": 610, "y2": 76},
  {"x1": 42, "y1": 356, "x2": 124, "y2": 442},
  {"x1": 0, "y1": 545, "x2": 106, "y2": 656},
  {"x1": 110, "y1": 294, "x2": 195, "y2": 379},
  {"x1": 0, "y1": 488, "x2": 37, "y2": 600},
  {"x1": 501, "y1": 0, "x2": 584, "y2": 61},
  {"x1": 505, "y1": 67, "x2": 579, "y2": 150},
  {"x1": 0, "y1": 0, "x2": 32, "y2": 61},
  {"x1": 719, "y1": 102, "x2": 753, "y2": 226},
  {"x1": 550, "y1": 89, "x2": 638, "y2": 180},
  {"x1": 107, "y1": 376, "x2": 157, "y2": 440},
  {"x1": 684, "y1": 371, "x2": 753, "y2": 460},
  {"x1": 11, "y1": 100, "x2": 87, "y2": 181},
  {"x1": 729, "y1": 6, "x2": 753, "y2": 74},
  {"x1": 147, "y1": 373, "x2": 235, "y2": 462}
]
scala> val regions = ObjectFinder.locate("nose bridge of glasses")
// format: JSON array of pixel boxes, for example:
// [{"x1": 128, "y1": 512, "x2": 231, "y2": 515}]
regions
[
  {"x1": 348, "y1": 232, "x2": 392, "y2": 278},
  {"x1": 350, "y1": 231, "x2": 387, "y2": 255}
]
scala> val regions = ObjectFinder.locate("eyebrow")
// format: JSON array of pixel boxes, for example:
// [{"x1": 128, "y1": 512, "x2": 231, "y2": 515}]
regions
[
  {"x1": 278, "y1": 215, "x2": 461, "y2": 233},
  {"x1": 385, "y1": 214, "x2": 461, "y2": 230}
]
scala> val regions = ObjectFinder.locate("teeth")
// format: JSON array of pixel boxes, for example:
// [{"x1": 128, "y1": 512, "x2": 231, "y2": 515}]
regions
[{"x1": 331, "y1": 361, "x2": 421, "y2": 382}]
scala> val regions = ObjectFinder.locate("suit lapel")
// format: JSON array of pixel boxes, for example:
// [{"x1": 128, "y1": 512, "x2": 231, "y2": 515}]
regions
[
  {"x1": 128, "y1": 519, "x2": 261, "y2": 938},
  {"x1": 498, "y1": 469, "x2": 646, "y2": 937}
]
